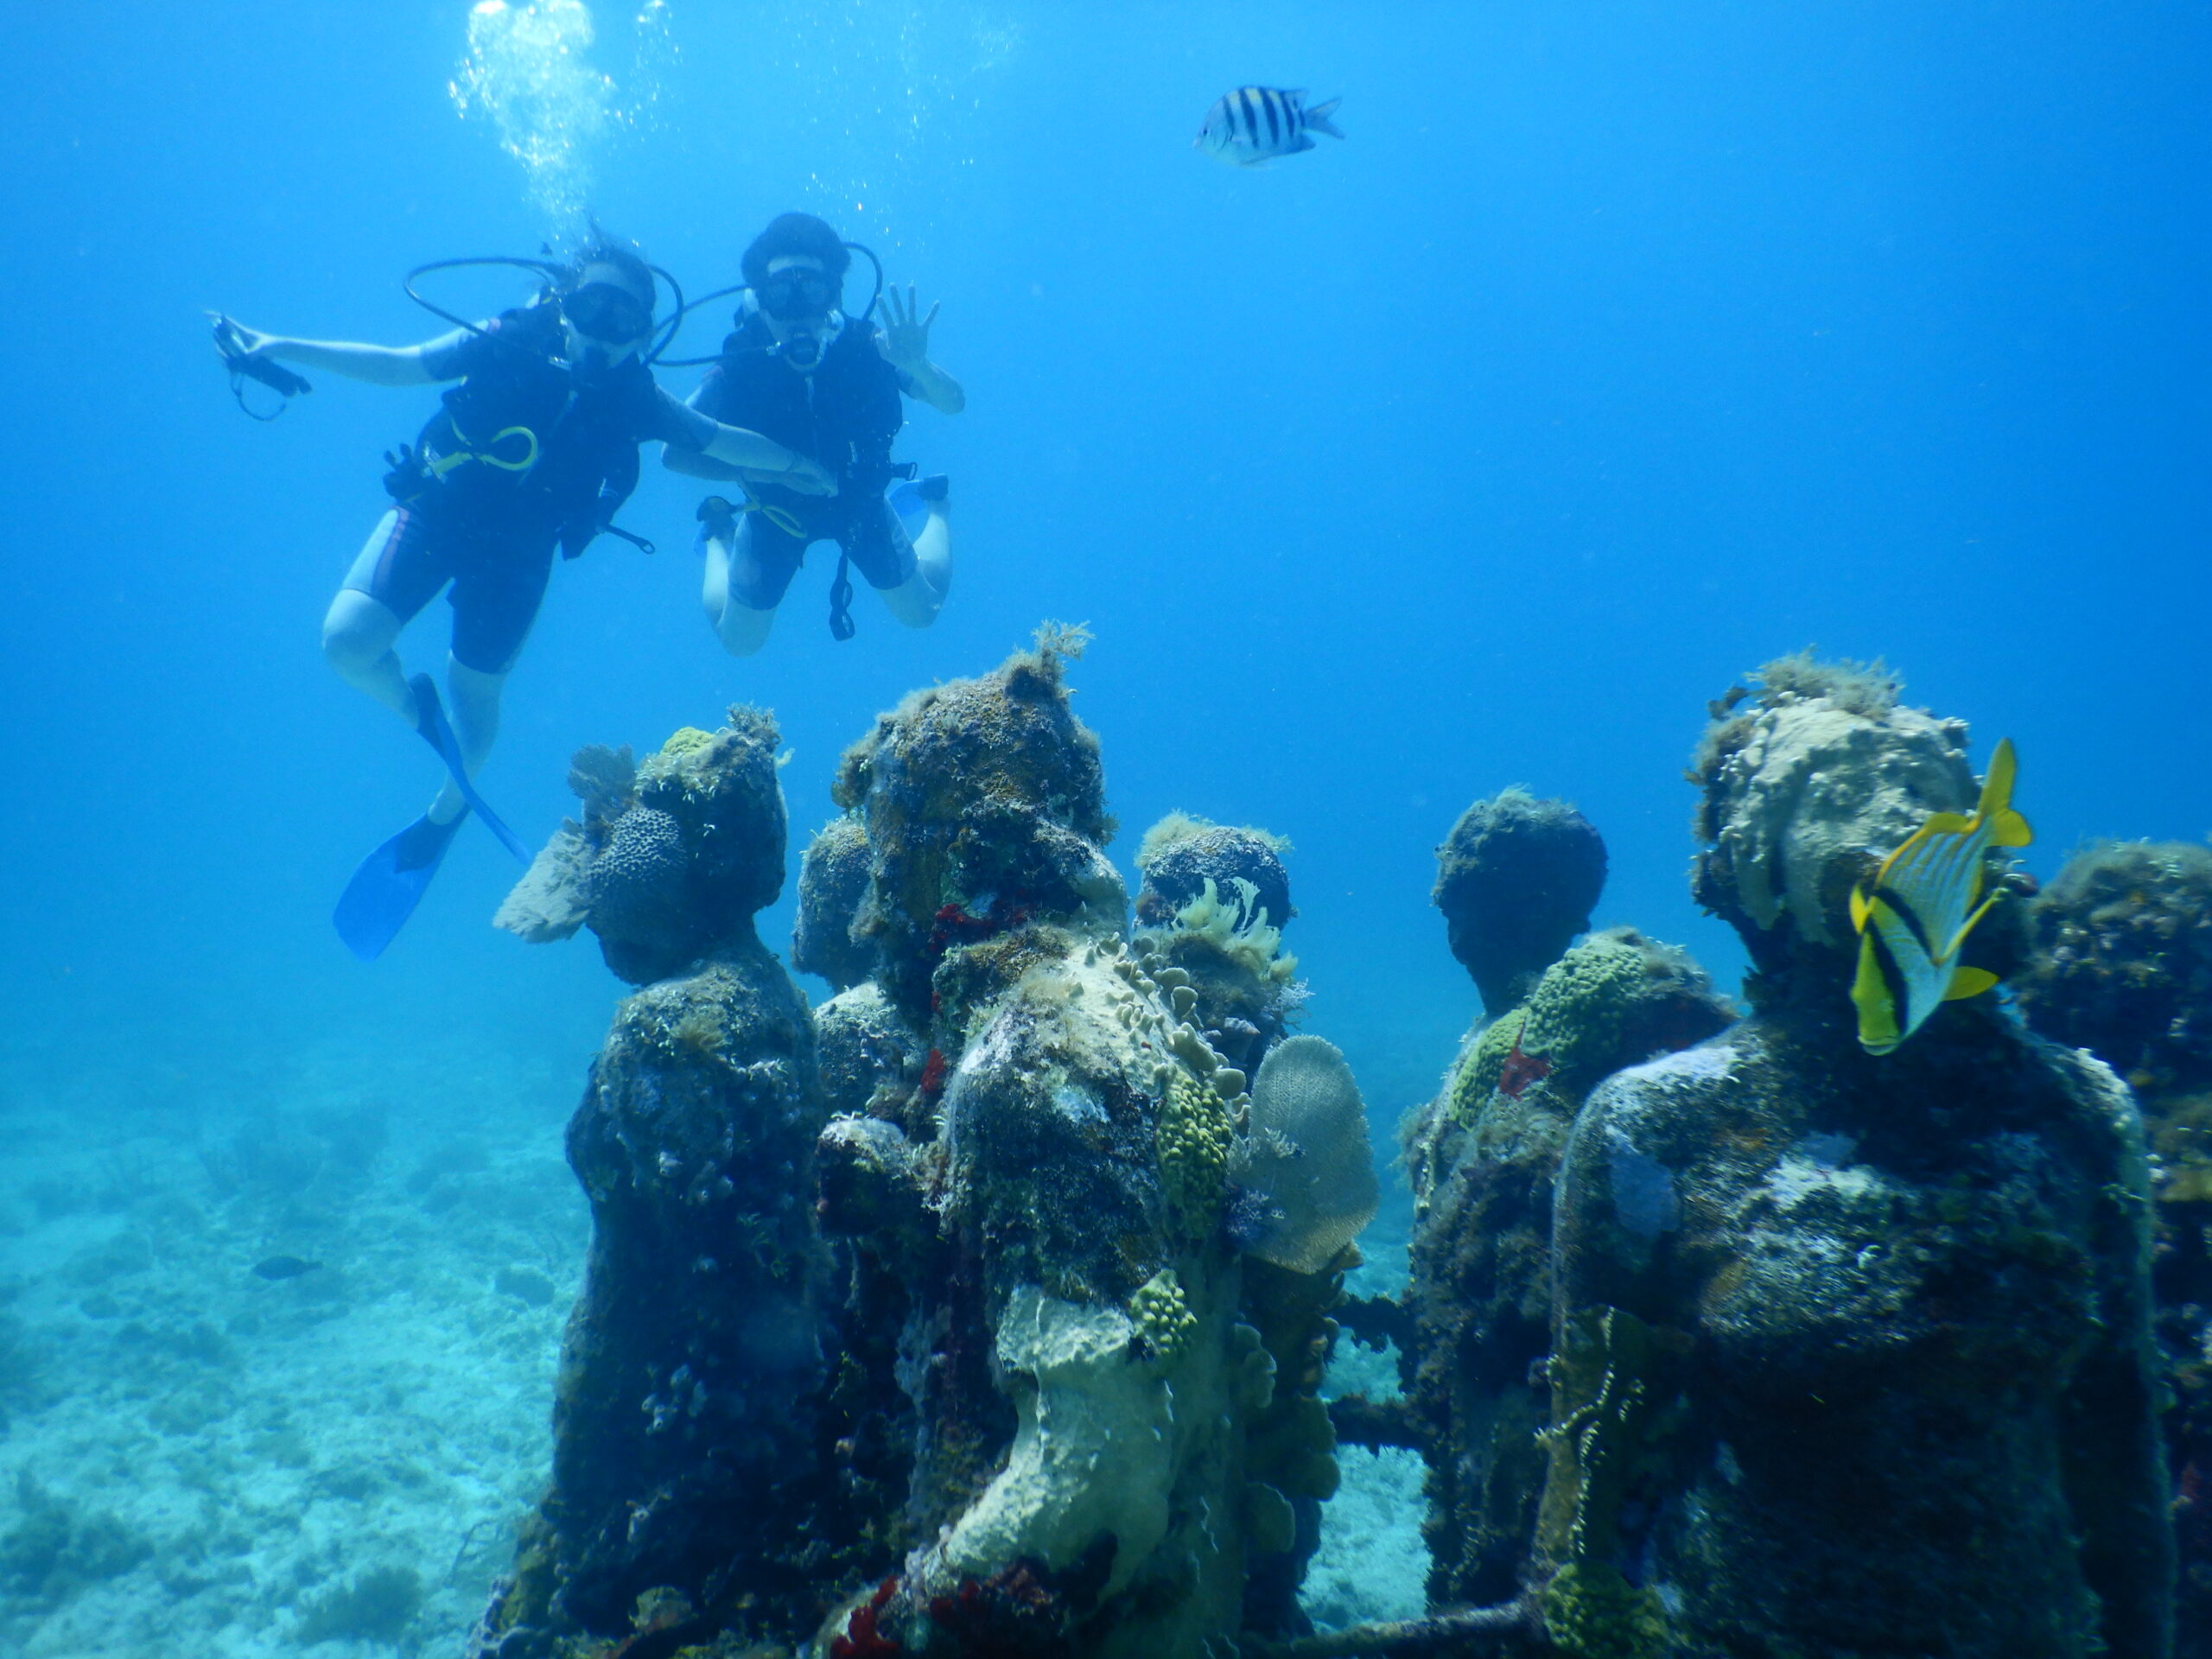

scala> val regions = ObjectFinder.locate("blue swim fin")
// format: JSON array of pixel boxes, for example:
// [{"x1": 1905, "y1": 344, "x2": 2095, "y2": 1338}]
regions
[
  {"x1": 333, "y1": 811, "x2": 467, "y2": 961},
  {"x1": 407, "y1": 673, "x2": 529, "y2": 865}
]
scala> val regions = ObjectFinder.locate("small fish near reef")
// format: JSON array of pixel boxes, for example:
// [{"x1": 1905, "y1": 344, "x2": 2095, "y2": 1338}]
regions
[
  {"x1": 251, "y1": 1255, "x2": 322, "y2": 1281},
  {"x1": 1850, "y1": 738, "x2": 2032, "y2": 1055},
  {"x1": 1198, "y1": 86, "x2": 1344, "y2": 167}
]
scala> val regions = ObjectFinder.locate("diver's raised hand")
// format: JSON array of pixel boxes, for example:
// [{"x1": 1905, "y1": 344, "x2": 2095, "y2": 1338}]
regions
[{"x1": 874, "y1": 284, "x2": 942, "y2": 373}]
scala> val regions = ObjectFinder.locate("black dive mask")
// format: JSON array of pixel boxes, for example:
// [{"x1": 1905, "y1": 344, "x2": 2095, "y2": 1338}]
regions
[
  {"x1": 564, "y1": 282, "x2": 652, "y2": 345},
  {"x1": 758, "y1": 268, "x2": 840, "y2": 321}
]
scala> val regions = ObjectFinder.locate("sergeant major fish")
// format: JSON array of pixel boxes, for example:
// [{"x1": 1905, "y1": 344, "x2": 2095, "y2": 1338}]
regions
[
  {"x1": 1849, "y1": 737, "x2": 2032, "y2": 1054},
  {"x1": 1198, "y1": 87, "x2": 1344, "y2": 167}
]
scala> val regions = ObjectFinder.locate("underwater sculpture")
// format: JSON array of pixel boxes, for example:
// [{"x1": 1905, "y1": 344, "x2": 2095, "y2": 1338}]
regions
[
  {"x1": 2015, "y1": 839, "x2": 2212, "y2": 1654},
  {"x1": 477, "y1": 632, "x2": 1382, "y2": 1658},
  {"x1": 1432, "y1": 788, "x2": 1608, "y2": 1015},
  {"x1": 480, "y1": 711, "x2": 834, "y2": 1649},
  {"x1": 1402, "y1": 902, "x2": 1733, "y2": 1605},
  {"x1": 1530, "y1": 659, "x2": 2173, "y2": 1656}
]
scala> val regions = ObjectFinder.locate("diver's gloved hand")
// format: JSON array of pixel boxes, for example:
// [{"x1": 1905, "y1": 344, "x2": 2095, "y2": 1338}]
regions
[{"x1": 874, "y1": 283, "x2": 942, "y2": 374}]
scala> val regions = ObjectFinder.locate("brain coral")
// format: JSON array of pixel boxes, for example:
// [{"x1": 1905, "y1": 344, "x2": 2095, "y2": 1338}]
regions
[
  {"x1": 1233, "y1": 1035, "x2": 1378, "y2": 1274},
  {"x1": 588, "y1": 806, "x2": 686, "y2": 943}
]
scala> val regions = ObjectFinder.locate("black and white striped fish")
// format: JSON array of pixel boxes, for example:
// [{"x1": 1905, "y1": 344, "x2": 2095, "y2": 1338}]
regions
[{"x1": 1197, "y1": 87, "x2": 1344, "y2": 168}]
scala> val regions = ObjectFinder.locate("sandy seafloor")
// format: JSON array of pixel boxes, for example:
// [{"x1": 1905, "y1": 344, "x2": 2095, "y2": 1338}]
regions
[{"x1": 0, "y1": 1017, "x2": 1428, "y2": 1657}]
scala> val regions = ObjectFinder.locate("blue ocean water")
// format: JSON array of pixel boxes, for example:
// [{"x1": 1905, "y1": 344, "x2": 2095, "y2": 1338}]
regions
[{"x1": 1, "y1": 3, "x2": 2207, "y2": 1653}]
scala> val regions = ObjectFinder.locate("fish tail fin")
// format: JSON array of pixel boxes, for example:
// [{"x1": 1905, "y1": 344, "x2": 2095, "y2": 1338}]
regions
[
  {"x1": 1943, "y1": 966, "x2": 2001, "y2": 1001},
  {"x1": 1975, "y1": 738, "x2": 2031, "y2": 846},
  {"x1": 1850, "y1": 884, "x2": 1872, "y2": 933},
  {"x1": 1305, "y1": 98, "x2": 1345, "y2": 138}
]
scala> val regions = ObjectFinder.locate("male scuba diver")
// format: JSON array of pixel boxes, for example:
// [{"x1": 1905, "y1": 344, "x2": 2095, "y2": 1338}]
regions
[
  {"x1": 215, "y1": 237, "x2": 835, "y2": 957},
  {"x1": 664, "y1": 213, "x2": 964, "y2": 654}
]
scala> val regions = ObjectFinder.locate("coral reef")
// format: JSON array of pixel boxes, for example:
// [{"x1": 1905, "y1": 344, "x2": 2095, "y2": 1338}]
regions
[
  {"x1": 1433, "y1": 789, "x2": 1607, "y2": 1013},
  {"x1": 1232, "y1": 1036, "x2": 1378, "y2": 1275},
  {"x1": 832, "y1": 623, "x2": 1124, "y2": 1024},
  {"x1": 497, "y1": 711, "x2": 789, "y2": 985},
  {"x1": 796, "y1": 816, "x2": 877, "y2": 992},
  {"x1": 1132, "y1": 836, "x2": 1306, "y2": 1072},
  {"x1": 477, "y1": 712, "x2": 831, "y2": 1655}
]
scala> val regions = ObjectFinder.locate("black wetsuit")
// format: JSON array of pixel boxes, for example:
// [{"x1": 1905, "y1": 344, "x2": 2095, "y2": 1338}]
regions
[
  {"x1": 688, "y1": 311, "x2": 917, "y2": 607},
  {"x1": 346, "y1": 304, "x2": 715, "y2": 671}
]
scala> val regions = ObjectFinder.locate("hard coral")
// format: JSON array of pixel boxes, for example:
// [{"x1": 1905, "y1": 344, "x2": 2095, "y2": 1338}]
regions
[
  {"x1": 1233, "y1": 1036, "x2": 1378, "y2": 1274},
  {"x1": 1135, "y1": 817, "x2": 1294, "y2": 931},
  {"x1": 1446, "y1": 928, "x2": 1732, "y2": 1125}
]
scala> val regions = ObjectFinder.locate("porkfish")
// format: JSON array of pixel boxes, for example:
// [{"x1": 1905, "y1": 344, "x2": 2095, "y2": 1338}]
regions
[{"x1": 1849, "y1": 738, "x2": 2032, "y2": 1054}]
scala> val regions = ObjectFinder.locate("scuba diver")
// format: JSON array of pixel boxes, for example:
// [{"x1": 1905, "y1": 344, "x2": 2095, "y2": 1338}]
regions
[
  {"x1": 213, "y1": 236, "x2": 836, "y2": 957},
  {"x1": 663, "y1": 212, "x2": 964, "y2": 654}
]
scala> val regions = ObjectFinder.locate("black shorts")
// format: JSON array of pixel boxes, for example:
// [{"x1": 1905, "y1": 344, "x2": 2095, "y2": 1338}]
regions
[
  {"x1": 713, "y1": 493, "x2": 916, "y2": 611},
  {"x1": 343, "y1": 506, "x2": 555, "y2": 674}
]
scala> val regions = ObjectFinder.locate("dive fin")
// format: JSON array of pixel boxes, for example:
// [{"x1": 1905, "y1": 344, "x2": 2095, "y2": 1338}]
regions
[
  {"x1": 1304, "y1": 97, "x2": 1345, "y2": 138},
  {"x1": 408, "y1": 673, "x2": 529, "y2": 864},
  {"x1": 1943, "y1": 966, "x2": 2001, "y2": 1001},
  {"x1": 334, "y1": 812, "x2": 467, "y2": 962}
]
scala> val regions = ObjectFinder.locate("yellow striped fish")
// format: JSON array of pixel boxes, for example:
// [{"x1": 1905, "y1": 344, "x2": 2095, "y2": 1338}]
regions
[{"x1": 1849, "y1": 738, "x2": 2032, "y2": 1054}]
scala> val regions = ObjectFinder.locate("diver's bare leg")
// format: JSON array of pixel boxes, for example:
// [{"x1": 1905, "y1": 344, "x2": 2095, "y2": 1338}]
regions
[
  {"x1": 428, "y1": 657, "x2": 507, "y2": 825},
  {"x1": 322, "y1": 588, "x2": 419, "y2": 725},
  {"x1": 701, "y1": 528, "x2": 777, "y2": 657},
  {"x1": 880, "y1": 501, "x2": 951, "y2": 629}
]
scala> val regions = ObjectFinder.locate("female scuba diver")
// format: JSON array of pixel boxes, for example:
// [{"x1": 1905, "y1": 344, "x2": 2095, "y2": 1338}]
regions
[
  {"x1": 663, "y1": 212, "x2": 963, "y2": 654},
  {"x1": 215, "y1": 237, "x2": 836, "y2": 957}
]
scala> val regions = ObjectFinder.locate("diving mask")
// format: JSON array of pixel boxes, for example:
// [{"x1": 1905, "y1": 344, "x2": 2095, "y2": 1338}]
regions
[
  {"x1": 564, "y1": 281, "x2": 652, "y2": 345},
  {"x1": 759, "y1": 268, "x2": 840, "y2": 321}
]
